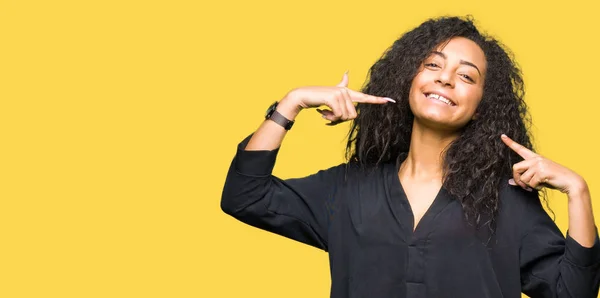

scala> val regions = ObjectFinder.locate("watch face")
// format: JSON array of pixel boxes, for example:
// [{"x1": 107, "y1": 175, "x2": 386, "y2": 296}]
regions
[{"x1": 265, "y1": 101, "x2": 278, "y2": 118}]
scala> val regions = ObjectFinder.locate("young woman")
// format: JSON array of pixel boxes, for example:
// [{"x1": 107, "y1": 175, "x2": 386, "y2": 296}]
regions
[{"x1": 220, "y1": 16, "x2": 600, "y2": 298}]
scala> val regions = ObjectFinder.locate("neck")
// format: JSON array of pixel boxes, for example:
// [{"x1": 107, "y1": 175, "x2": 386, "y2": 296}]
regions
[{"x1": 400, "y1": 121, "x2": 459, "y2": 182}]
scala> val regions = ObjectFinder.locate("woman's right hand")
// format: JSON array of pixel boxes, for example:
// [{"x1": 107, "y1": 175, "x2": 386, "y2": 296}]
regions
[{"x1": 277, "y1": 72, "x2": 396, "y2": 126}]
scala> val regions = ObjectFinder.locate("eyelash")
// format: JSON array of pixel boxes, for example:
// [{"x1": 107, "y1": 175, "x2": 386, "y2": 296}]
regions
[
  {"x1": 425, "y1": 63, "x2": 475, "y2": 83},
  {"x1": 460, "y1": 74, "x2": 475, "y2": 83}
]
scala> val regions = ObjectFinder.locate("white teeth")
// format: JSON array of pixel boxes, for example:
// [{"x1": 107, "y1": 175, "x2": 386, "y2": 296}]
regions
[{"x1": 427, "y1": 93, "x2": 453, "y2": 106}]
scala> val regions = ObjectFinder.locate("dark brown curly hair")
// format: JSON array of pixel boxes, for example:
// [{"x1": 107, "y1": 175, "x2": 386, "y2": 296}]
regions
[{"x1": 346, "y1": 16, "x2": 539, "y2": 231}]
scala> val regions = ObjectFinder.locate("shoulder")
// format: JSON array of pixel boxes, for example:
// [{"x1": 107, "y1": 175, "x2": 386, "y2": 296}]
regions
[
  {"x1": 497, "y1": 179, "x2": 554, "y2": 234},
  {"x1": 336, "y1": 161, "x2": 393, "y2": 182},
  {"x1": 498, "y1": 180, "x2": 543, "y2": 211},
  {"x1": 304, "y1": 162, "x2": 392, "y2": 196}
]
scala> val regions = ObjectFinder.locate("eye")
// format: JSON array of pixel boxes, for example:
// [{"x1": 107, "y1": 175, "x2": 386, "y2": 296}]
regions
[
  {"x1": 424, "y1": 62, "x2": 439, "y2": 68},
  {"x1": 460, "y1": 74, "x2": 475, "y2": 83}
]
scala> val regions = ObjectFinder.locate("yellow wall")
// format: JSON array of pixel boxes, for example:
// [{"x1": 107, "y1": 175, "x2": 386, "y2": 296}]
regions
[{"x1": 1, "y1": 0, "x2": 599, "y2": 297}]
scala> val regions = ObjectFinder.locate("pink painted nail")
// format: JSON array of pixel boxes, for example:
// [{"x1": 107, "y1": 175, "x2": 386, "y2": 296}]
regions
[{"x1": 508, "y1": 179, "x2": 517, "y2": 186}]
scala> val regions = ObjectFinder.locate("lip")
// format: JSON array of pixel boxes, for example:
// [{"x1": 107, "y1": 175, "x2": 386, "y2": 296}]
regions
[{"x1": 423, "y1": 91, "x2": 456, "y2": 106}]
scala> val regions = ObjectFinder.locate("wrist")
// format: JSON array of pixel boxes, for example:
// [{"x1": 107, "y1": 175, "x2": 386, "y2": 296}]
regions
[
  {"x1": 567, "y1": 177, "x2": 590, "y2": 202},
  {"x1": 278, "y1": 93, "x2": 303, "y2": 120}
]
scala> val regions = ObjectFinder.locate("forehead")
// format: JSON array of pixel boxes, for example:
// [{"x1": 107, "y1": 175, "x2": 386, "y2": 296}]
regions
[{"x1": 434, "y1": 37, "x2": 487, "y2": 73}]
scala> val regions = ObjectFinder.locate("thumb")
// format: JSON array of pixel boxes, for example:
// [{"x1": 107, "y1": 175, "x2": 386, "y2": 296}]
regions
[{"x1": 336, "y1": 71, "x2": 349, "y2": 87}]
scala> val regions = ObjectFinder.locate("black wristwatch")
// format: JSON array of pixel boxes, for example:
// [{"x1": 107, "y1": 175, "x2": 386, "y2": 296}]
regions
[{"x1": 265, "y1": 101, "x2": 294, "y2": 130}]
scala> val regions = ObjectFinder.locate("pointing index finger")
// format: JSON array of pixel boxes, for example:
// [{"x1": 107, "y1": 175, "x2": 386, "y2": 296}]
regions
[
  {"x1": 501, "y1": 134, "x2": 536, "y2": 159},
  {"x1": 346, "y1": 89, "x2": 396, "y2": 104}
]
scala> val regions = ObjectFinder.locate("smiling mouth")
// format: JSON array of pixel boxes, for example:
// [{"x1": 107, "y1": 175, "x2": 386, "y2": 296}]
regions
[{"x1": 424, "y1": 93, "x2": 456, "y2": 106}]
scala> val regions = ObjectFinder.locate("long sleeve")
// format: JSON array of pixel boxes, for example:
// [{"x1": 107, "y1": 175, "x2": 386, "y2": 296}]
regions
[
  {"x1": 220, "y1": 134, "x2": 344, "y2": 251},
  {"x1": 518, "y1": 189, "x2": 600, "y2": 298}
]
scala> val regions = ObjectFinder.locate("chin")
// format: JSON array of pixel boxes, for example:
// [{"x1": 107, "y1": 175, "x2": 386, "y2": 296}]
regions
[{"x1": 415, "y1": 114, "x2": 465, "y2": 132}]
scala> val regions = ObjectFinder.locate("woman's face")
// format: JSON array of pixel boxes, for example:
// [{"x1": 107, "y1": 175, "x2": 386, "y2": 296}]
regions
[{"x1": 408, "y1": 37, "x2": 487, "y2": 132}]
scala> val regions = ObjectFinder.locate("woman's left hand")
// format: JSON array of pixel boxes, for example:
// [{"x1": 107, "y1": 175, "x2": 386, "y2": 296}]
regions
[{"x1": 501, "y1": 134, "x2": 586, "y2": 196}]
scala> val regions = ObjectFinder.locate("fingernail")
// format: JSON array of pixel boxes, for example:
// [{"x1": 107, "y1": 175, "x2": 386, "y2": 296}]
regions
[
  {"x1": 501, "y1": 134, "x2": 507, "y2": 139},
  {"x1": 508, "y1": 179, "x2": 517, "y2": 186},
  {"x1": 383, "y1": 97, "x2": 396, "y2": 103},
  {"x1": 525, "y1": 187, "x2": 533, "y2": 192},
  {"x1": 322, "y1": 114, "x2": 327, "y2": 119}
]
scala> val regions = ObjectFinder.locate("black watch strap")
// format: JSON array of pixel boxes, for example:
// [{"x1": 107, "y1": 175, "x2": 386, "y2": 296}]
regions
[
  {"x1": 268, "y1": 110, "x2": 294, "y2": 130},
  {"x1": 265, "y1": 101, "x2": 294, "y2": 130}
]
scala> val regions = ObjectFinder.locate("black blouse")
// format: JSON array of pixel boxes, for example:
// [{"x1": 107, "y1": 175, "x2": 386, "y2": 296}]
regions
[{"x1": 221, "y1": 135, "x2": 600, "y2": 298}]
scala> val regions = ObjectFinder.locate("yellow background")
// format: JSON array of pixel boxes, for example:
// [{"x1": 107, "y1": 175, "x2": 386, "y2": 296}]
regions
[{"x1": 1, "y1": 0, "x2": 599, "y2": 297}]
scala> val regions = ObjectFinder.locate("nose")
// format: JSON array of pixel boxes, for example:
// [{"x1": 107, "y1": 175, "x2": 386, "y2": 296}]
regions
[{"x1": 435, "y1": 69, "x2": 454, "y2": 88}]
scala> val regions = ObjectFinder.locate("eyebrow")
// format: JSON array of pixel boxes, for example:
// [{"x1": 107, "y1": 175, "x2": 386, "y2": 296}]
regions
[{"x1": 431, "y1": 51, "x2": 481, "y2": 75}]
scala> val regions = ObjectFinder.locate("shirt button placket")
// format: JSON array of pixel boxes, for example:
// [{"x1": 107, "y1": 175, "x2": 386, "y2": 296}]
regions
[{"x1": 406, "y1": 239, "x2": 426, "y2": 298}]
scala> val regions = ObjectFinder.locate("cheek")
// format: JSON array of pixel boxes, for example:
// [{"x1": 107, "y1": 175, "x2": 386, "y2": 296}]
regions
[
  {"x1": 457, "y1": 85, "x2": 484, "y2": 111},
  {"x1": 408, "y1": 71, "x2": 430, "y2": 97},
  {"x1": 409, "y1": 73, "x2": 422, "y2": 91},
  {"x1": 412, "y1": 70, "x2": 433, "y2": 85}
]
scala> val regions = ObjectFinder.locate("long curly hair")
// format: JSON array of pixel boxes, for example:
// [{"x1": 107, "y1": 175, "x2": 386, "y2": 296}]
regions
[{"x1": 346, "y1": 16, "x2": 538, "y2": 230}]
